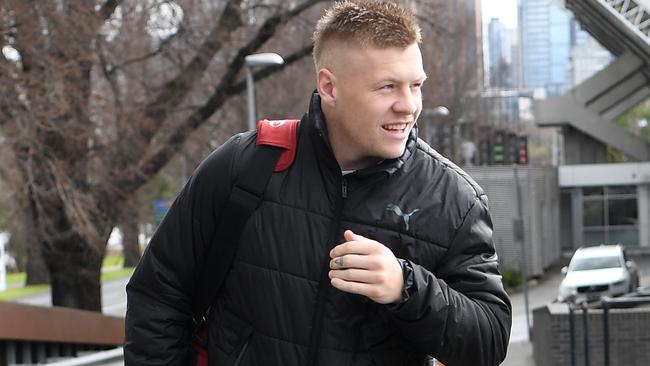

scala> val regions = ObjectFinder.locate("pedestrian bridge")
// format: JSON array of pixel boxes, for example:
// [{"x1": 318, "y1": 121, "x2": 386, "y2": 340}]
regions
[{"x1": 537, "y1": 0, "x2": 650, "y2": 163}]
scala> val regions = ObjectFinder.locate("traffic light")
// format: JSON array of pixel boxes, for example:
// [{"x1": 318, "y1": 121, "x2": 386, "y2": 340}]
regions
[
  {"x1": 517, "y1": 136, "x2": 528, "y2": 165},
  {"x1": 491, "y1": 130, "x2": 505, "y2": 165}
]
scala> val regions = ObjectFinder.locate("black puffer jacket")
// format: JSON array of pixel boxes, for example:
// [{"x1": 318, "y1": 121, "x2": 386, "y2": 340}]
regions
[{"x1": 125, "y1": 93, "x2": 511, "y2": 366}]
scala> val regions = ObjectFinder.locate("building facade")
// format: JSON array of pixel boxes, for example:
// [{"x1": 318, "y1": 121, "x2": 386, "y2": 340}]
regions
[{"x1": 535, "y1": 0, "x2": 650, "y2": 251}]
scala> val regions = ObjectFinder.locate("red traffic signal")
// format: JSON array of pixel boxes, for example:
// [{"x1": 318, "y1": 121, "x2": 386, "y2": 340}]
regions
[{"x1": 517, "y1": 136, "x2": 528, "y2": 165}]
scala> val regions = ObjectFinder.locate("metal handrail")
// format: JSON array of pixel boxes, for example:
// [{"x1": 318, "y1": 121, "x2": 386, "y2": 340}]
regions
[
  {"x1": 44, "y1": 347, "x2": 123, "y2": 366},
  {"x1": 602, "y1": 296, "x2": 650, "y2": 366},
  {"x1": 567, "y1": 294, "x2": 650, "y2": 366}
]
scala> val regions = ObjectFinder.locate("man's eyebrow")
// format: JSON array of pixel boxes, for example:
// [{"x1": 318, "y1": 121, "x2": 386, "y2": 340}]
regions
[{"x1": 374, "y1": 74, "x2": 428, "y2": 84}]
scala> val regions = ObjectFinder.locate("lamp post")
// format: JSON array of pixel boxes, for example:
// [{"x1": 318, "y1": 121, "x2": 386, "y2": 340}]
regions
[
  {"x1": 422, "y1": 106, "x2": 450, "y2": 149},
  {"x1": 245, "y1": 53, "x2": 285, "y2": 131},
  {"x1": 430, "y1": 105, "x2": 450, "y2": 117}
]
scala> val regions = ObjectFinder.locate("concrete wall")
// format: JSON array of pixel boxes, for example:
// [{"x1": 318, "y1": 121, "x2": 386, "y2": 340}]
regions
[
  {"x1": 464, "y1": 166, "x2": 561, "y2": 276},
  {"x1": 533, "y1": 303, "x2": 650, "y2": 366},
  {"x1": 563, "y1": 126, "x2": 609, "y2": 165}
]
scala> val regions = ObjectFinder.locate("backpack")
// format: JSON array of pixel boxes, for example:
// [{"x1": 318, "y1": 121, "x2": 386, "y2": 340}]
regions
[{"x1": 191, "y1": 119, "x2": 299, "y2": 366}]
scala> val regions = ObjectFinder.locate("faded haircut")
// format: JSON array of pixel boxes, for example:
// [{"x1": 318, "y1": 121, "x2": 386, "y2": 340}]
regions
[{"x1": 312, "y1": 0, "x2": 422, "y2": 69}]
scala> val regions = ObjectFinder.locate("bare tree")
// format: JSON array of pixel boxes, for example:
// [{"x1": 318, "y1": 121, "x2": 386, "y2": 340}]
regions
[{"x1": 0, "y1": 0, "x2": 325, "y2": 311}]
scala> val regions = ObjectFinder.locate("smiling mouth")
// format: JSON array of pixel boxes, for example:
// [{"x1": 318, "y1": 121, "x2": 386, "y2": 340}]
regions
[{"x1": 382, "y1": 122, "x2": 410, "y2": 133}]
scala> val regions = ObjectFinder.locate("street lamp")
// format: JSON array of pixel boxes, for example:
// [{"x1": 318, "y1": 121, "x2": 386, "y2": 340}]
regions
[
  {"x1": 245, "y1": 53, "x2": 285, "y2": 131},
  {"x1": 422, "y1": 106, "x2": 450, "y2": 147},
  {"x1": 429, "y1": 105, "x2": 450, "y2": 117}
]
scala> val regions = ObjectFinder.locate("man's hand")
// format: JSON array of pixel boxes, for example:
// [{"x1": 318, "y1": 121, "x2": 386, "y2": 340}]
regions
[{"x1": 329, "y1": 230, "x2": 404, "y2": 304}]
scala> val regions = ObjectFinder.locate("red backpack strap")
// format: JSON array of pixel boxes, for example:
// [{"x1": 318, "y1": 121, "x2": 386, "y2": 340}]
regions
[{"x1": 256, "y1": 119, "x2": 300, "y2": 172}]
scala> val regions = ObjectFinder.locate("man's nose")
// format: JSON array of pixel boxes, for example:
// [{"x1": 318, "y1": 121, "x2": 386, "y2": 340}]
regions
[{"x1": 393, "y1": 88, "x2": 418, "y2": 115}]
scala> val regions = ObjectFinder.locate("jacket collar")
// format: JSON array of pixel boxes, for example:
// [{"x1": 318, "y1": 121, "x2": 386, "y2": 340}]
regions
[{"x1": 306, "y1": 92, "x2": 417, "y2": 176}]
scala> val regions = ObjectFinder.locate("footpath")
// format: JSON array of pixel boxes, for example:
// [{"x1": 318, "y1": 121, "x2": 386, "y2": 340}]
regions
[{"x1": 501, "y1": 265, "x2": 565, "y2": 366}]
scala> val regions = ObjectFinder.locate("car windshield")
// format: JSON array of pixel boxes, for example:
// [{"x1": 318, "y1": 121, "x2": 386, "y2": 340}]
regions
[{"x1": 570, "y1": 255, "x2": 621, "y2": 271}]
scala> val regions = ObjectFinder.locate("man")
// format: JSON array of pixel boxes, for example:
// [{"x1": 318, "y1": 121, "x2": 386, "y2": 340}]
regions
[{"x1": 125, "y1": 1, "x2": 511, "y2": 365}]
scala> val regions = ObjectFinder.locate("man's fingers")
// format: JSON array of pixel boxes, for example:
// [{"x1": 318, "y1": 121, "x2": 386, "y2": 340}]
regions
[
  {"x1": 329, "y1": 254, "x2": 375, "y2": 270},
  {"x1": 329, "y1": 268, "x2": 379, "y2": 283},
  {"x1": 343, "y1": 229, "x2": 366, "y2": 242},
  {"x1": 330, "y1": 277, "x2": 377, "y2": 298},
  {"x1": 330, "y1": 237, "x2": 380, "y2": 258}
]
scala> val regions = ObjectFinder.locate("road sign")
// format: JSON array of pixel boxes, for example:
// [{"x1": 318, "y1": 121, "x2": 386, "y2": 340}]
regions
[{"x1": 153, "y1": 199, "x2": 173, "y2": 228}]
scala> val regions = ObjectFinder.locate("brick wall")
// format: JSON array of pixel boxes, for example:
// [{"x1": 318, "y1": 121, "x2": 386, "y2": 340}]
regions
[{"x1": 532, "y1": 303, "x2": 650, "y2": 366}]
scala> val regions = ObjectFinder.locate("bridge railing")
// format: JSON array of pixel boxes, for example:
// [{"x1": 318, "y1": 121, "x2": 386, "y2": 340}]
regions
[{"x1": 0, "y1": 301, "x2": 124, "y2": 366}]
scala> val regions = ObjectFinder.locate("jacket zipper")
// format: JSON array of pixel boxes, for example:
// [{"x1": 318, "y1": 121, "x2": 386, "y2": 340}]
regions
[{"x1": 305, "y1": 176, "x2": 348, "y2": 365}]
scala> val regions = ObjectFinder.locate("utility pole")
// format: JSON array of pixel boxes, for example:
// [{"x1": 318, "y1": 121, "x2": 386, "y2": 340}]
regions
[
  {"x1": 513, "y1": 165, "x2": 531, "y2": 340},
  {"x1": 245, "y1": 53, "x2": 285, "y2": 130}
]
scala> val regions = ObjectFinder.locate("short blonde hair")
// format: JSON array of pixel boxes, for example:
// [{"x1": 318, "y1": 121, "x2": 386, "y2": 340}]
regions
[{"x1": 313, "y1": 0, "x2": 422, "y2": 69}]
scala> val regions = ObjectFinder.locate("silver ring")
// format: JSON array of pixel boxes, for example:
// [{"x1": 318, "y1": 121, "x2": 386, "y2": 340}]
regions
[{"x1": 335, "y1": 256, "x2": 344, "y2": 268}]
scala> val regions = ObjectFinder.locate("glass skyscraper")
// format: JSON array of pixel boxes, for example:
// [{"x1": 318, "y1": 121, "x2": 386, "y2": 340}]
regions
[{"x1": 520, "y1": 0, "x2": 572, "y2": 95}]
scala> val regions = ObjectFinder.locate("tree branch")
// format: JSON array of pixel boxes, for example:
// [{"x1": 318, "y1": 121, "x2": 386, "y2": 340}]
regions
[
  {"x1": 10, "y1": 0, "x2": 46, "y2": 74},
  {"x1": 98, "y1": 0, "x2": 123, "y2": 23},
  {"x1": 108, "y1": 29, "x2": 181, "y2": 75},
  {"x1": 225, "y1": 44, "x2": 313, "y2": 96},
  {"x1": 211, "y1": 0, "x2": 323, "y2": 94},
  {"x1": 142, "y1": 0, "x2": 244, "y2": 129},
  {"x1": 133, "y1": 43, "x2": 314, "y2": 187},
  {"x1": 142, "y1": 0, "x2": 322, "y2": 136},
  {"x1": 108, "y1": 0, "x2": 324, "y2": 193}
]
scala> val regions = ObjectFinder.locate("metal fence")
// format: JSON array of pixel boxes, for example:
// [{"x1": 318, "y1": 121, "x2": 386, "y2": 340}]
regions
[
  {"x1": 533, "y1": 293, "x2": 650, "y2": 366},
  {"x1": 464, "y1": 166, "x2": 561, "y2": 276}
]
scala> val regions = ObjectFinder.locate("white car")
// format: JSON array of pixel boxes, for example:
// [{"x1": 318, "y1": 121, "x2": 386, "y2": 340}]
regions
[{"x1": 557, "y1": 245, "x2": 640, "y2": 303}]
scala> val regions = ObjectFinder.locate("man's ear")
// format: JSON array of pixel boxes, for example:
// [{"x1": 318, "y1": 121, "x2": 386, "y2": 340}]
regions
[{"x1": 316, "y1": 68, "x2": 336, "y2": 106}]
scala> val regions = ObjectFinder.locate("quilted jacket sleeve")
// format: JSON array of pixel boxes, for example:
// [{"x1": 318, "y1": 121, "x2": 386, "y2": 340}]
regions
[
  {"x1": 387, "y1": 194, "x2": 512, "y2": 366},
  {"x1": 124, "y1": 134, "x2": 245, "y2": 366}
]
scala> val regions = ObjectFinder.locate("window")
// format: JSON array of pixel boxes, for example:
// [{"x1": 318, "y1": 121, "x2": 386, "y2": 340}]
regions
[
  {"x1": 608, "y1": 198, "x2": 637, "y2": 226},
  {"x1": 571, "y1": 256, "x2": 622, "y2": 271},
  {"x1": 582, "y1": 186, "x2": 638, "y2": 247},
  {"x1": 583, "y1": 200, "x2": 604, "y2": 226}
]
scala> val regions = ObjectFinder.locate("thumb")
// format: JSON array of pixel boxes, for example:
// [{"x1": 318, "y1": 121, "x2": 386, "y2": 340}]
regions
[{"x1": 344, "y1": 229, "x2": 365, "y2": 242}]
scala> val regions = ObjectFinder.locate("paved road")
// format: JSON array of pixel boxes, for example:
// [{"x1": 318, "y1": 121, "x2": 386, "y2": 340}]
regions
[{"x1": 14, "y1": 276, "x2": 130, "y2": 317}]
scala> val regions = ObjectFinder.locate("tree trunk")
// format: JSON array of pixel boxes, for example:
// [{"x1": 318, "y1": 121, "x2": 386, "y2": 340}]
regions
[
  {"x1": 121, "y1": 218, "x2": 140, "y2": 268},
  {"x1": 28, "y1": 166, "x2": 113, "y2": 311},
  {"x1": 25, "y1": 234, "x2": 50, "y2": 285},
  {"x1": 24, "y1": 194, "x2": 50, "y2": 285},
  {"x1": 47, "y1": 241, "x2": 103, "y2": 311}
]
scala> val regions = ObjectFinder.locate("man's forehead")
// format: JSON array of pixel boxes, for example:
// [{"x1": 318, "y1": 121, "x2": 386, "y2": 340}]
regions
[{"x1": 320, "y1": 39, "x2": 422, "y2": 71}]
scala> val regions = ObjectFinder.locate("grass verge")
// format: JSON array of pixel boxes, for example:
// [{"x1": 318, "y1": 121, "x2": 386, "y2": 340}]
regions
[
  {"x1": 0, "y1": 284, "x2": 50, "y2": 301},
  {"x1": 0, "y1": 267, "x2": 135, "y2": 302},
  {"x1": 7, "y1": 272, "x2": 26, "y2": 286}
]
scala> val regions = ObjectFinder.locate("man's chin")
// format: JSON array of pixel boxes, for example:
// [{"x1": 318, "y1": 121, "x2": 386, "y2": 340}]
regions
[{"x1": 380, "y1": 146, "x2": 407, "y2": 160}]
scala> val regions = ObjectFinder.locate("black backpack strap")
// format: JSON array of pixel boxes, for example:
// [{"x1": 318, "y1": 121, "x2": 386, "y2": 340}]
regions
[{"x1": 192, "y1": 144, "x2": 283, "y2": 323}]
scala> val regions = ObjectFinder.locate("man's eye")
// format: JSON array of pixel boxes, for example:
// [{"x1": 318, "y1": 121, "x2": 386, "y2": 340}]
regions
[
  {"x1": 411, "y1": 83, "x2": 422, "y2": 89},
  {"x1": 381, "y1": 84, "x2": 395, "y2": 90}
]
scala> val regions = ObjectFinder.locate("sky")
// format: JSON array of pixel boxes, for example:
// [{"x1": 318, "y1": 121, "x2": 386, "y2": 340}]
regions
[{"x1": 482, "y1": 0, "x2": 518, "y2": 29}]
